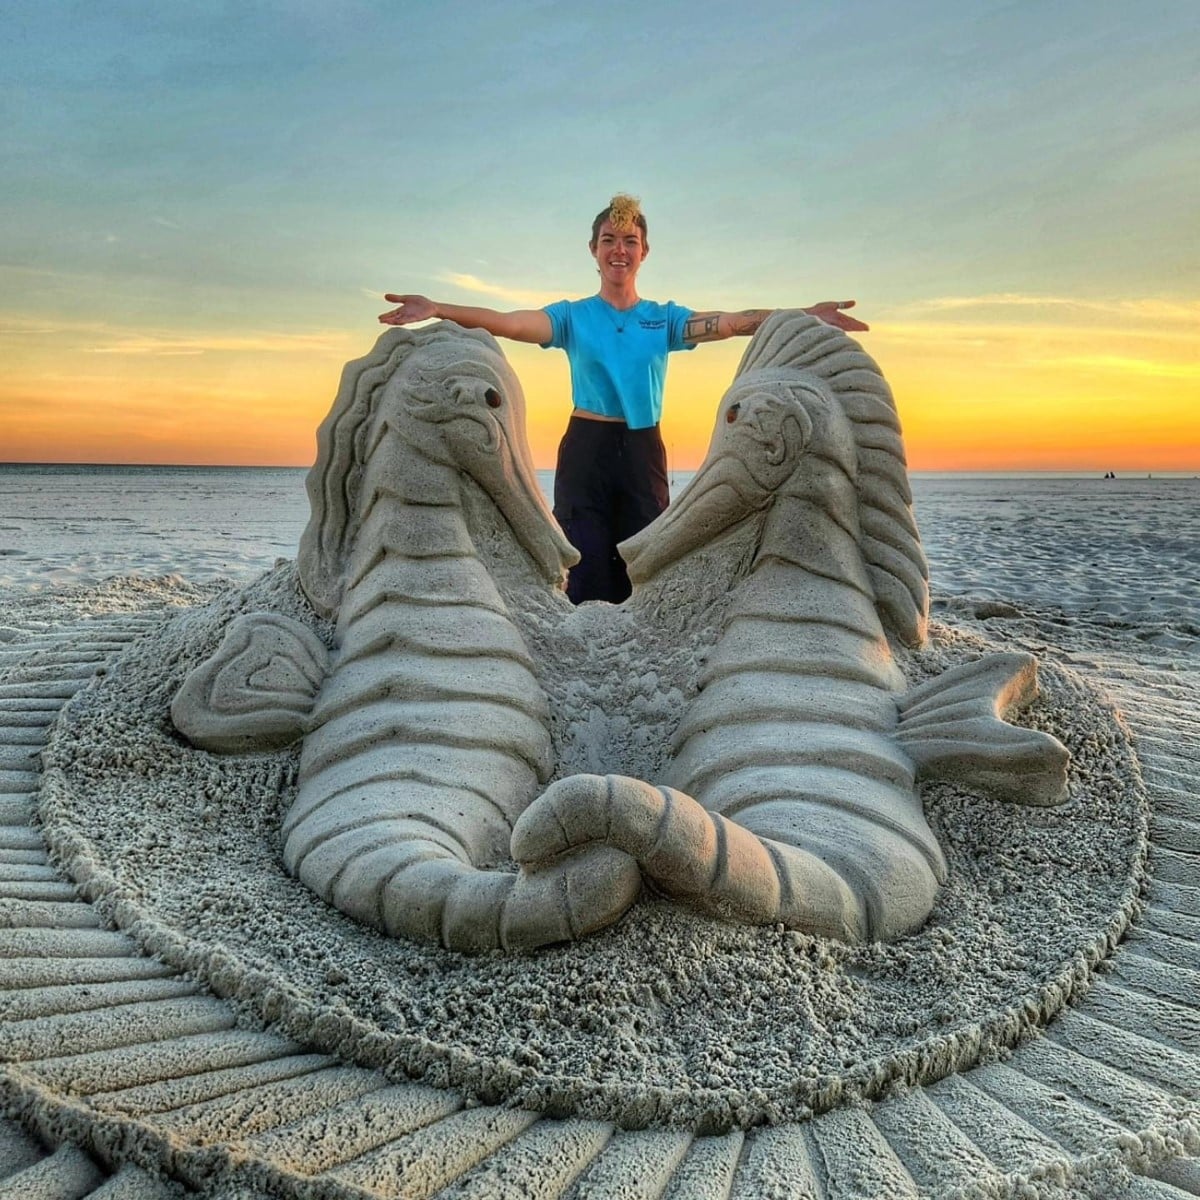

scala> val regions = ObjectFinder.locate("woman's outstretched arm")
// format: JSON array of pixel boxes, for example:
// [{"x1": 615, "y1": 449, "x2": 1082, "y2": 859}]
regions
[
  {"x1": 683, "y1": 300, "x2": 868, "y2": 343},
  {"x1": 378, "y1": 294, "x2": 552, "y2": 344}
]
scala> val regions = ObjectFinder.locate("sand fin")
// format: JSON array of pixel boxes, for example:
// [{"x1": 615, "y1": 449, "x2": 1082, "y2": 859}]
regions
[
  {"x1": 172, "y1": 611, "x2": 329, "y2": 753},
  {"x1": 896, "y1": 651, "x2": 1069, "y2": 805}
]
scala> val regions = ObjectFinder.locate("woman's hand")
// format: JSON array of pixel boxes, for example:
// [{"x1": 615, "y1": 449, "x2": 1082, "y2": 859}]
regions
[
  {"x1": 804, "y1": 300, "x2": 869, "y2": 333},
  {"x1": 378, "y1": 294, "x2": 438, "y2": 325}
]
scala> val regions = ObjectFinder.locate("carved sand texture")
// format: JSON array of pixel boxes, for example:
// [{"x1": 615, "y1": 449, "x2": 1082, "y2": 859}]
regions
[
  {"x1": 514, "y1": 313, "x2": 1066, "y2": 942},
  {"x1": 259, "y1": 325, "x2": 636, "y2": 951},
  {"x1": 38, "y1": 591, "x2": 1148, "y2": 1129},
  {"x1": 174, "y1": 317, "x2": 1068, "y2": 953},
  {"x1": 0, "y1": 597, "x2": 1197, "y2": 1196}
]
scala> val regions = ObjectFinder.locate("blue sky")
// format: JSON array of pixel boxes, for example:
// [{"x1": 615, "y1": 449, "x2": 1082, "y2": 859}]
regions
[{"x1": 2, "y1": 1, "x2": 1197, "y2": 467}]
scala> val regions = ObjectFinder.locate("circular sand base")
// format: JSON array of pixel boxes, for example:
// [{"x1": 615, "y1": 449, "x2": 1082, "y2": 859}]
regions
[
  {"x1": 38, "y1": 565, "x2": 1148, "y2": 1131},
  {"x1": 1, "y1": 588, "x2": 1196, "y2": 1199}
]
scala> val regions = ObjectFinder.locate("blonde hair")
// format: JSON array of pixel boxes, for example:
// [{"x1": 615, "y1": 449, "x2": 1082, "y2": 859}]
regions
[{"x1": 590, "y1": 193, "x2": 647, "y2": 247}]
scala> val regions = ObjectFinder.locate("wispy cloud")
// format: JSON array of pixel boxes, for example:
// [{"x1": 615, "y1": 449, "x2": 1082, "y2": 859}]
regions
[
  {"x1": 82, "y1": 332, "x2": 347, "y2": 356},
  {"x1": 0, "y1": 313, "x2": 351, "y2": 356},
  {"x1": 898, "y1": 294, "x2": 1200, "y2": 325},
  {"x1": 874, "y1": 319, "x2": 1198, "y2": 381},
  {"x1": 1040, "y1": 355, "x2": 1200, "y2": 380},
  {"x1": 436, "y1": 272, "x2": 573, "y2": 309}
]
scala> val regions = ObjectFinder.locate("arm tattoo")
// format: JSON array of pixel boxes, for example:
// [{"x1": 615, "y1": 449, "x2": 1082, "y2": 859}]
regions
[
  {"x1": 728, "y1": 309, "x2": 771, "y2": 336},
  {"x1": 684, "y1": 313, "x2": 723, "y2": 342},
  {"x1": 684, "y1": 309, "x2": 773, "y2": 342}
]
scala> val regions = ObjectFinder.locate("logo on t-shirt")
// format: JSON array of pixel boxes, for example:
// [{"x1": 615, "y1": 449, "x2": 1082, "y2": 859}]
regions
[{"x1": 638, "y1": 319, "x2": 666, "y2": 330}]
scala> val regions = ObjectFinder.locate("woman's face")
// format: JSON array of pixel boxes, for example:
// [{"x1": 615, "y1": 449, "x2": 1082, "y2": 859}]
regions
[{"x1": 590, "y1": 220, "x2": 647, "y2": 287}]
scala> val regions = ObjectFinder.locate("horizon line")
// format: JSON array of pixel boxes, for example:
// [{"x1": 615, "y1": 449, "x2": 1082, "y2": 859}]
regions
[{"x1": 2, "y1": 460, "x2": 1197, "y2": 477}]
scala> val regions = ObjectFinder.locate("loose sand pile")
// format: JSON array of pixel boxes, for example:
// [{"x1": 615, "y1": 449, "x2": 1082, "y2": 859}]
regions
[{"x1": 38, "y1": 562, "x2": 1148, "y2": 1131}]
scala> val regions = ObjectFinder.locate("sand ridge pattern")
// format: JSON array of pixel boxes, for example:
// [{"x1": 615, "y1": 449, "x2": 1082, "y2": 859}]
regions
[
  {"x1": 35, "y1": 563, "x2": 1150, "y2": 1130},
  {"x1": 0, "y1": 578, "x2": 1197, "y2": 1196}
]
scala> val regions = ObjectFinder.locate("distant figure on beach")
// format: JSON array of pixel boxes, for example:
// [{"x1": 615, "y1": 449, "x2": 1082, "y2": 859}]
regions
[{"x1": 379, "y1": 193, "x2": 868, "y2": 604}]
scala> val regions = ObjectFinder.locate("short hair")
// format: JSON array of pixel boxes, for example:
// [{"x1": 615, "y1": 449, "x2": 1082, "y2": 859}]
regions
[{"x1": 590, "y1": 193, "x2": 648, "y2": 247}]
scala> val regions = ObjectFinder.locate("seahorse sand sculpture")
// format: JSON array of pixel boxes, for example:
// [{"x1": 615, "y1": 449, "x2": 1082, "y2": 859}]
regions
[
  {"x1": 174, "y1": 324, "x2": 641, "y2": 951},
  {"x1": 515, "y1": 312, "x2": 1071, "y2": 941},
  {"x1": 173, "y1": 313, "x2": 1069, "y2": 949}
]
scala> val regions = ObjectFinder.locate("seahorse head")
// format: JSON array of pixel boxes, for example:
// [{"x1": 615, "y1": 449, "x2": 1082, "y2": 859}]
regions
[
  {"x1": 299, "y1": 323, "x2": 578, "y2": 616},
  {"x1": 621, "y1": 368, "x2": 822, "y2": 584},
  {"x1": 623, "y1": 311, "x2": 930, "y2": 647}
]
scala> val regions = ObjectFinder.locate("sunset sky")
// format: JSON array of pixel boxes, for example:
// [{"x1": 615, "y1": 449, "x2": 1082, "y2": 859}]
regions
[{"x1": 2, "y1": 2, "x2": 1196, "y2": 471}]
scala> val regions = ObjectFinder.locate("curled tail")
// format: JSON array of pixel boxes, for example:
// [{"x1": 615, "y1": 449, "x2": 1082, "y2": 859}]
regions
[
  {"x1": 290, "y1": 816, "x2": 639, "y2": 952},
  {"x1": 512, "y1": 774, "x2": 871, "y2": 943}
]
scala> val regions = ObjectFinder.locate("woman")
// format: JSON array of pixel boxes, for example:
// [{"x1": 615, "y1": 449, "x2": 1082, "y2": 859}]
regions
[{"x1": 379, "y1": 194, "x2": 867, "y2": 603}]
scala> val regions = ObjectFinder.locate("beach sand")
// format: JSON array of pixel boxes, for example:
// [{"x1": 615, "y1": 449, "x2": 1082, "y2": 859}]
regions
[{"x1": 0, "y1": 468, "x2": 1197, "y2": 1198}]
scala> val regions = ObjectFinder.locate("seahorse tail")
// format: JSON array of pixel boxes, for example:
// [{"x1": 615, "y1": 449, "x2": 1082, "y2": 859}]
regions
[
  {"x1": 511, "y1": 774, "x2": 868, "y2": 942},
  {"x1": 288, "y1": 812, "x2": 639, "y2": 952}
]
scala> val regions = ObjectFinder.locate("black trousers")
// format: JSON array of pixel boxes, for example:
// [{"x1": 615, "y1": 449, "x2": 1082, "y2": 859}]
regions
[{"x1": 553, "y1": 416, "x2": 670, "y2": 604}]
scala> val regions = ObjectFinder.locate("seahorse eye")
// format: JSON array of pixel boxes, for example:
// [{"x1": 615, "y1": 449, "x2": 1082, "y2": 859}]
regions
[
  {"x1": 726, "y1": 403, "x2": 741, "y2": 424},
  {"x1": 485, "y1": 388, "x2": 503, "y2": 409}
]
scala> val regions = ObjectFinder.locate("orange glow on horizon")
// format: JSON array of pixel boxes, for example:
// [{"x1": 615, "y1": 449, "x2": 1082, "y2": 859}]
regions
[{"x1": 2, "y1": 310, "x2": 1196, "y2": 472}]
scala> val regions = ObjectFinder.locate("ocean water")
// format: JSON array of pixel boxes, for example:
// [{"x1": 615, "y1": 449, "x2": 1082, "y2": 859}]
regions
[{"x1": 0, "y1": 464, "x2": 1195, "y2": 655}]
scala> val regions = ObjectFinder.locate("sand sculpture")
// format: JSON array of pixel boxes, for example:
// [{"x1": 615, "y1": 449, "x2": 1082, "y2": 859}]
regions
[
  {"x1": 172, "y1": 312, "x2": 1070, "y2": 951},
  {"x1": 8, "y1": 314, "x2": 1195, "y2": 1198}
]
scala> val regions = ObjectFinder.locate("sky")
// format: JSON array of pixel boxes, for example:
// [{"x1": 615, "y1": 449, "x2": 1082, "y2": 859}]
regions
[{"x1": 1, "y1": 1, "x2": 1197, "y2": 471}]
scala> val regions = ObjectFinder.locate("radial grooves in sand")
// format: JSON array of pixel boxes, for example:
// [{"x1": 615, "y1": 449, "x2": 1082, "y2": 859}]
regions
[
  {"x1": 137, "y1": 1066, "x2": 387, "y2": 1144},
  {"x1": 237, "y1": 1083, "x2": 463, "y2": 1177},
  {"x1": 1, "y1": 619, "x2": 1198, "y2": 1197},
  {"x1": 1154, "y1": 785, "x2": 1200, "y2": 822},
  {"x1": 0, "y1": 749, "x2": 39, "y2": 774},
  {"x1": 0, "y1": 976, "x2": 203, "y2": 1023},
  {"x1": 0, "y1": 995, "x2": 238, "y2": 1062},
  {"x1": 970, "y1": 1061, "x2": 1132, "y2": 1156},
  {"x1": 0, "y1": 826, "x2": 42, "y2": 851},
  {"x1": 1082, "y1": 979, "x2": 1200, "y2": 1055},
  {"x1": 88, "y1": 1163, "x2": 184, "y2": 1197},
  {"x1": 1154, "y1": 816, "x2": 1200, "y2": 856},
  {"x1": 0, "y1": 1140, "x2": 105, "y2": 1196},
  {"x1": 728, "y1": 1124, "x2": 821, "y2": 1199},
  {"x1": 0, "y1": 863, "x2": 58, "y2": 882},
  {"x1": 0, "y1": 618, "x2": 171, "y2": 1195},
  {"x1": 0, "y1": 799, "x2": 35, "y2": 823},
  {"x1": 0, "y1": 880, "x2": 79, "y2": 902},
  {"x1": 561, "y1": 1127, "x2": 694, "y2": 1199},
  {"x1": 1046, "y1": 1011, "x2": 1200, "y2": 1098},
  {"x1": 1149, "y1": 881, "x2": 1200, "y2": 920},
  {"x1": 1147, "y1": 849, "x2": 1200, "y2": 892},
  {"x1": 27, "y1": 1030, "x2": 306, "y2": 1095},
  {"x1": 1153, "y1": 1156, "x2": 1200, "y2": 1196},
  {"x1": 0, "y1": 700, "x2": 62, "y2": 716},
  {"x1": 0, "y1": 1115, "x2": 44, "y2": 1177},
  {"x1": 438, "y1": 1117, "x2": 612, "y2": 1199},
  {"x1": 0, "y1": 682, "x2": 88, "y2": 701},
  {"x1": 869, "y1": 1086, "x2": 1006, "y2": 1196},
  {"x1": 659, "y1": 1131, "x2": 743, "y2": 1200},
  {"x1": 1111, "y1": 947, "x2": 1200, "y2": 1007},
  {"x1": 0, "y1": 927, "x2": 143, "y2": 960},
  {"x1": 1128, "y1": 925, "x2": 1200, "y2": 974},
  {"x1": 89, "y1": 1053, "x2": 338, "y2": 1118},
  {"x1": 328, "y1": 1105, "x2": 544, "y2": 1197},
  {"x1": 924, "y1": 1073, "x2": 1071, "y2": 1176},
  {"x1": 0, "y1": 854, "x2": 49, "y2": 875},
  {"x1": 0, "y1": 955, "x2": 173, "y2": 990},
  {"x1": 1012, "y1": 1035, "x2": 1187, "y2": 1132},
  {"x1": 807, "y1": 1107, "x2": 921, "y2": 1199}
]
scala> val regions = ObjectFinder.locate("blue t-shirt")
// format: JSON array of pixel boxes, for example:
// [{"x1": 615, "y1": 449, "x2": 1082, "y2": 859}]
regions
[{"x1": 541, "y1": 297, "x2": 695, "y2": 429}]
